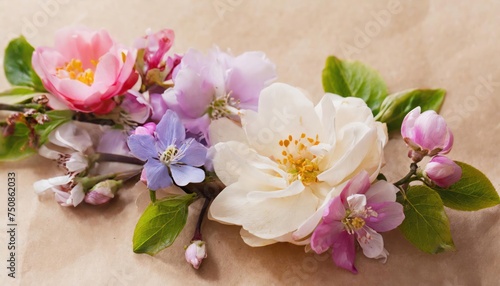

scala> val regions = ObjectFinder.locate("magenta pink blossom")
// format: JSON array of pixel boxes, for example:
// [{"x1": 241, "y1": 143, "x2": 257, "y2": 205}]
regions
[
  {"x1": 401, "y1": 107, "x2": 454, "y2": 162},
  {"x1": 424, "y1": 156, "x2": 462, "y2": 188},
  {"x1": 32, "y1": 27, "x2": 138, "y2": 114},
  {"x1": 310, "y1": 171, "x2": 404, "y2": 273}
]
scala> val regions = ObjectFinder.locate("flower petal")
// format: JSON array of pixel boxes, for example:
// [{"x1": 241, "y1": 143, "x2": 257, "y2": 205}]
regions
[
  {"x1": 33, "y1": 175, "x2": 72, "y2": 193},
  {"x1": 364, "y1": 180, "x2": 398, "y2": 204},
  {"x1": 127, "y1": 134, "x2": 157, "y2": 161},
  {"x1": 311, "y1": 220, "x2": 344, "y2": 254},
  {"x1": 144, "y1": 160, "x2": 172, "y2": 190},
  {"x1": 356, "y1": 227, "x2": 385, "y2": 259},
  {"x1": 170, "y1": 164, "x2": 205, "y2": 186},
  {"x1": 156, "y1": 110, "x2": 186, "y2": 148},
  {"x1": 365, "y1": 202, "x2": 405, "y2": 232},
  {"x1": 179, "y1": 139, "x2": 207, "y2": 167},
  {"x1": 332, "y1": 231, "x2": 357, "y2": 274},
  {"x1": 340, "y1": 171, "x2": 371, "y2": 204}
]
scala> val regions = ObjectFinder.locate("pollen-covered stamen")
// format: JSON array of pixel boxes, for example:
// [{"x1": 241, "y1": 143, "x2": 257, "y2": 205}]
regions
[
  {"x1": 207, "y1": 91, "x2": 241, "y2": 120},
  {"x1": 56, "y1": 58, "x2": 97, "y2": 86},
  {"x1": 276, "y1": 133, "x2": 321, "y2": 185},
  {"x1": 159, "y1": 145, "x2": 179, "y2": 165}
]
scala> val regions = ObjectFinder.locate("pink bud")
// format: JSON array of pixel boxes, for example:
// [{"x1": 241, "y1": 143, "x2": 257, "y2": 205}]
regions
[
  {"x1": 401, "y1": 107, "x2": 453, "y2": 162},
  {"x1": 135, "y1": 29, "x2": 179, "y2": 79},
  {"x1": 134, "y1": 122, "x2": 157, "y2": 136},
  {"x1": 185, "y1": 240, "x2": 207, "y2": 269},
  {"x1": 121, "y1": 91, "x2": 152, "y2": 124},
  {"x1": 424, "y1": 156, "x2": 462, "y2": 188},
  {"x1": 84, "y1": 180, "x2": 122, "y2": 205}
]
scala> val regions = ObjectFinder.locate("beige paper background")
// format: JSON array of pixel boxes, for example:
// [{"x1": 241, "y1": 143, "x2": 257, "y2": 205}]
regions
[{"x1": 0, "y1": 0, "x2": 499, "y2": 285}]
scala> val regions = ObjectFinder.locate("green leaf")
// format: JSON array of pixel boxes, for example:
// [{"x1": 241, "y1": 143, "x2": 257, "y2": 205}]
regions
[
  {"x1": 434, "y1": 161, "x2": 500, "y2": 211},
  {"x1": 399, "y1": 185, "x2": 455, "y2": 254},
  {"x1": 0, "y1": 123, "x2": 36, "y2": 161},
  {"x1": 4, "y1": 36, "x2": 45, "y2": 91},
  {"x1": 375, "y1": 89, "x2": 446, "y2": 132},
  {"x1": 133, "y1": 193, "x2": 197, "y2": 255},
  {"x1": 0, "y1": 87, "x2": 41, "y2": 104},
  {"x1": 35, "y1": 110, "x2": 74, "y2": 144},
  {"x1": 322, "y1": 55, "x2": 388, "y2": 114}
]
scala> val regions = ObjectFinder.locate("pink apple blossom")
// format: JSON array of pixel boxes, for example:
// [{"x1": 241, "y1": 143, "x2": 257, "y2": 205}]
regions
[{"x1": 310, "y1": 171, "x2": 404, "y2": 273}]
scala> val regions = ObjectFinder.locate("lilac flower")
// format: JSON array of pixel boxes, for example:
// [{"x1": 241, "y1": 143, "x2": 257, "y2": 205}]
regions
[
  {"x1": 127, "y1": 110, "x2": 207, "y2": 190},
  {"x1": 424, "y1": 155, "x2": 462, "y2": 188},
  {"x1": 163, "y1": 47, "x2": 276, "y2": 142},
  {"x1": 401, "y1": 107, "x2": 454, "y2": 162},
  {"x1": 310, "y1": 171, "x2": 404, "y2": 274}
]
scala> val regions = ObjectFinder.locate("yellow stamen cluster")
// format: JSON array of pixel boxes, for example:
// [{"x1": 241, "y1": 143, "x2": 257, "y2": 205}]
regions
[
  {"x1": 343, "y1": 216, "x2": 366, "y2": 235},
  {"x1": 56, "y1": 59, "x2": 96, "y2": 86},
  {"x1": 276, "y1": 133, "x2": 320, "y2": 185}
]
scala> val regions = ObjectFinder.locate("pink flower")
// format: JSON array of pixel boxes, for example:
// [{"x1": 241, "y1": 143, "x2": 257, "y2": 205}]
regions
[
  {"x1": 32, "y1": 27, "x2": 138, "y2": 114},
  {"x1": 134, "y1": 122, "x2": 157, "y2": 136},
  {"x1": 310, "y1": 171, "x2": 404, "y2": 274},
  {"x1": 185, "y1": 240, "x2": 207, "y2": 269},
  {"x1": 84, "y1": 180, "x2": 122, "y2": 205},
  {"x1": 424, "y1": 156, "x2": 462, "y2": 188},
  {"x1": 401, "y1": 107, "x2": 453, "y2": 162},
  {"x1": 134, "y1": 29, "x2": 181, "y2": 81},
  {"x1": 121, "y1": 91, "x2": 152, "y2": 124},
  {"x1": 163, "y1": 47, "x2": 276, "y2": 142}
]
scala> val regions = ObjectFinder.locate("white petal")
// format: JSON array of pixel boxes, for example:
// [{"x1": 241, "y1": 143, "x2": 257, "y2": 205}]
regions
[
  {"x1": 65, "y1": 152, "x2": 88, "y2": 173},
  {"x1": 209, "y1": 181, "x2": 319, "y2": 239},
  {"x1": 347, "y1": 194, "x2": 367, "y2": 213},
  {"x1": 208, "y1": 117, "x2": 247, "y2": 145},
  {"x1": 247, "y1": 179, "x2": 303, "y2": 201},
  {"x1": 33, "y1": 175, "x2": 72, "y2": 193},
  {"x1": 70, "y1": 184, "x2": 85, "y2": 207},
  {"x1": 38, "y1": 145, "x2": 62, "y2": 160},
  {"x1": 49, "y1": 122, "x2": 92, "y2": 152}
]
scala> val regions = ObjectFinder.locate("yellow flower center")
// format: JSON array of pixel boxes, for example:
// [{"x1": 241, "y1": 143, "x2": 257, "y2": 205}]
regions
[
  {"x1": 276, "y1": 133, "x2": 320, "y2": 185},
  {"x1": 56, "y1": 59, "x2": 97, "y2": 86},
  {"x1": 342, "y1": 216, "x2": 366, "y2": 234}
]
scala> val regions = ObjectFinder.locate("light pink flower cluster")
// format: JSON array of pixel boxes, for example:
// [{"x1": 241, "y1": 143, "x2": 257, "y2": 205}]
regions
[{"x1": 401, "y1": 107, "x2": 461, "y2": 188}]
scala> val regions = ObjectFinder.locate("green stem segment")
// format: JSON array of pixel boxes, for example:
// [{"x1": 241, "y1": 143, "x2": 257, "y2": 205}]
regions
[{"x1": 394, "y1": 162, "x2": 418, "y2": 188}]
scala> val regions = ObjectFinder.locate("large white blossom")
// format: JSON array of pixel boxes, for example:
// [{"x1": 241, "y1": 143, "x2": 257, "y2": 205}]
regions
[{"x1": 208, "y1": 83, "x2": 387, "y2": 246}]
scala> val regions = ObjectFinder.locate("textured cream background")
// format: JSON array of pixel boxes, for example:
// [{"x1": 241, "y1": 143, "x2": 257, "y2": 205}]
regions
[{"x1": 0, "y1": 0, "x2": 500, "y2": 285}]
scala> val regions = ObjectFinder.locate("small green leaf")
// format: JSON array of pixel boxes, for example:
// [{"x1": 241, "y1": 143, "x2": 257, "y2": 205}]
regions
[
  {"x1": 322, "y1": 55, "x2": 388, "y2": 114},
  {"x1": 375, "y1": 89, "x2": 445, "y2": 132},
  {"x1": 0, "y1": 87, "x2": 42, "y2": 104},
  {"x1": 133, "y1": 193, "x2": 197, "y2": 255},
  {"x1": 35, "y1": 110, "x2": 74, "y2": 144},
  {"x1": 4, "y1": 36, "x2": 45, "y2": 91},
  {"x1": 0, "y1": 123, "x2": 36, "y2": 161},
  {"x1": 434, "y1": 161, "x2": 500, "y2": 211},
  {"x1": 399, "y1": 185, "x2": 455, "y2": 254}
]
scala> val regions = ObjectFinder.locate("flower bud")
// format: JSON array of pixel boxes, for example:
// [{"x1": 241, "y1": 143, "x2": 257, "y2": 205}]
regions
[
  {"x1": 134, "y1": 122, "x2": 157, "y2": 136},
  {"x1": 135, "y1": 29, "x2": 180, "y2": 80},
  {"x1": 84, "y1": 180, "x2": 122, "y2": 205},
  {"x1": 185, "y1": 240, "x2": 207, "y2": 269},
  {"x1": 121, "y1": 91, "x2": 152, "y2": 124},
  {"x1": 424, "y1": 156, "x2": 462, "y2": 188},
  {"x1": 401, "y1": 107, "x2": 454, "y2": 162}
]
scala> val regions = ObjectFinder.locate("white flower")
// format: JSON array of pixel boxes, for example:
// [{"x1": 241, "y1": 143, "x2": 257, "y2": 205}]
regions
[
  {"x1": 208, "y1": 83, "x2": 387, "y2": 246},
  {"x1": 34, "y1": 122, "x2": 93, "y2": 207}
]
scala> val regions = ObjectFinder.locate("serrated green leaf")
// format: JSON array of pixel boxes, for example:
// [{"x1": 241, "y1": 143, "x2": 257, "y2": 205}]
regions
[
  {"x1": 375, "y1": 89, "x2": 445, "y2": 132},
  {"x1": 399, "y1": 185, "x2": 455, "y2": 254},
  {"x1": 133, "y1": 193, "x2": 197, "y2": 255},
  {"x1": 4, "y1": 36, "x2": 45, "y2": 91},
  {"x1": 322, "y1": 55, "x2": 388, "y2": 114},
  {"x1": 35, "y1": 110, "x2": 74, "y2": 144},
  {"x1": 0, "y1": 123, "x2": 36, "y2": 161},
  {"x1": 434, "y1": 161, "x2": 500, "y2": 211}
]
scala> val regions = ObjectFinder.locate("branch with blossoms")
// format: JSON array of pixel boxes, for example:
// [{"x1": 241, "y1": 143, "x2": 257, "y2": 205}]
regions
[{"x1": 0, "y1": 27, "x2": 498, "y2": 274}]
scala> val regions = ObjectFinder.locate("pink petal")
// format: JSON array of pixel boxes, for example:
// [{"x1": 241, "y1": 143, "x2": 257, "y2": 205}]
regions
[
  {"x1": 356, "y1": 227, "x2": 384, "y2": 259},
  {"x1": 332, "y1": 231, "x2": 357, "y2": 274},
  {"x1": 322, "y1": 196, "x2": 346, "y2": 223},
  {"x1": 311, "y1": 220, "x2": 344, "y2": 254},
  {"x1": 364, "y1": 180, "x2": 398, "y2": 204},
  {"x1": 340, "y1": 171, "x2": 371, "y2": 205},
  {"x1": 401, "y1": 107, "x2": 420, "y2": 139},
  {"x1": 365, "y1": 202, "x2": 404, "y2": 232}
]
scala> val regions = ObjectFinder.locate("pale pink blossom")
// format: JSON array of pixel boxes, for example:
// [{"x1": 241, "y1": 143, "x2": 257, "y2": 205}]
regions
[
  {"x1": 401, "y1": 107, "x2": 453, "y2": 162},
  {"x1": 185, "y1": 240, "x2": 207, "y2": 269},
  {"x1": 424, "y1": 156, "x2": 462, "y2": 188}
]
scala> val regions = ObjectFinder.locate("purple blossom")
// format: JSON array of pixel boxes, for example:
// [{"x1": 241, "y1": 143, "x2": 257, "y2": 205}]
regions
[
  {"x1": 127, "y1": 110, "x2": 207, "y2": 190},
  {"x1": 163, "y1": 47, "x2": 276, "y2": 142},
  {"x1": 310, "y1": 171, "x2": 404, "y2": 274}
]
